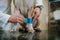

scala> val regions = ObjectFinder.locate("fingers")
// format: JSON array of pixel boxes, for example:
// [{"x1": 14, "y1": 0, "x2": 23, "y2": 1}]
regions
[
  {"x1": 17, "y1": 14, "x2": 24, "y2": 24},
  {"x1": 33, "y1": 16, "x2": 37, "y2": 22},
  {"x1": 17, "y1": 17, "x2": 24, "y2": 22},
  {"x1": 33, "y1": 12, "x2": 39, "y2": 22},
  {"x1": 32, "y1": 8, "x2": 40, "y2": 22},
  {"x1": 32, "y1": 12, "x2": 35, "y2": 17},
  {"x1": 31, "y1": 9, "x2": 35, "y2": 17},
  {"x1": 17, "y1": 14, "x2": 24, "y2": 19},
  {"x1": 17, "y1": 19, "x2": 23, "y2": 24},
  {"x1": 33, "y1": 20, "x2": 37, "y2": 27}
]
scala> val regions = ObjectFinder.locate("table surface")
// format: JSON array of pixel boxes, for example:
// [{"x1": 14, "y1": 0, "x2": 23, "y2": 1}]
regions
[
  {"x1": 0, "y1": 30, "x2": 48, "y2": 40},
  {"x1": 0, "y1": 30, "x2": 60, "y2": 40}
]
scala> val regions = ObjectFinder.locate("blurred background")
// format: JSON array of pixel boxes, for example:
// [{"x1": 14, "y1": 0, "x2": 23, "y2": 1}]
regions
[{"x1": 48, "y1": 0, "x2": 60, "y2": 40}]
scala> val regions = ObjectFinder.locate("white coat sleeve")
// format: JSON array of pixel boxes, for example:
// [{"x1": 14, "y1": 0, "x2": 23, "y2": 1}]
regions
[
  {"x1": 36, "y1": 0, "x2": 43, "y2": 7},
  {"x1": 0, "y1": 11, "x2": 10, "y2": 27}
]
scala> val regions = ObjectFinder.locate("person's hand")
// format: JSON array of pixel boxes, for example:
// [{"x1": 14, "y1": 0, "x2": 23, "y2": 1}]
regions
[
  {"x1": 32, "y1": 8, "x2": 41, "y2": 22},
  {"x1": 8, "y1": 14, "x2": 24, "y2": 24}
]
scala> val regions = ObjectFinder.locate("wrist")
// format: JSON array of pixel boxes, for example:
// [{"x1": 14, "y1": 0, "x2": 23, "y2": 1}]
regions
[
  {"x1": 8, "y1": 16, "x2": 17, "y2": 23},
  {"x1": 8, "y1": 16, "x2": 12, "y2": 22},
  {"x1": 35, "y1": 6, "x2": 42, "y2": 10}
]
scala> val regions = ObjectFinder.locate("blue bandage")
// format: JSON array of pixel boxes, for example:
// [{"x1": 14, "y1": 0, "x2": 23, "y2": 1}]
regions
[
  {"x1": 24, "y1": 18, "x2": 28, "y2": 23},
  {"x1": 28, "y1": 18, "x2": 32, "y2": 24},
  {"x1": 24, "y1": 18, "x2": 32, "y2": 24}
]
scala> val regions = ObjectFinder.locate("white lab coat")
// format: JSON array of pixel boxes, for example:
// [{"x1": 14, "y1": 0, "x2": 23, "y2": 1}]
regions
[{"x1": 0, "y1": 0, "x2": 43, "y2": 31}]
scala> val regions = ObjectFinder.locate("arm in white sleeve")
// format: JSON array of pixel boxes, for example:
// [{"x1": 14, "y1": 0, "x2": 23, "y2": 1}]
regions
[
  {"x1": 0, "y1": 11, "x2": 10, "y2": 27},
  {"x1": 36, "y1": 0, "x2": 43, "y2": 7}
]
